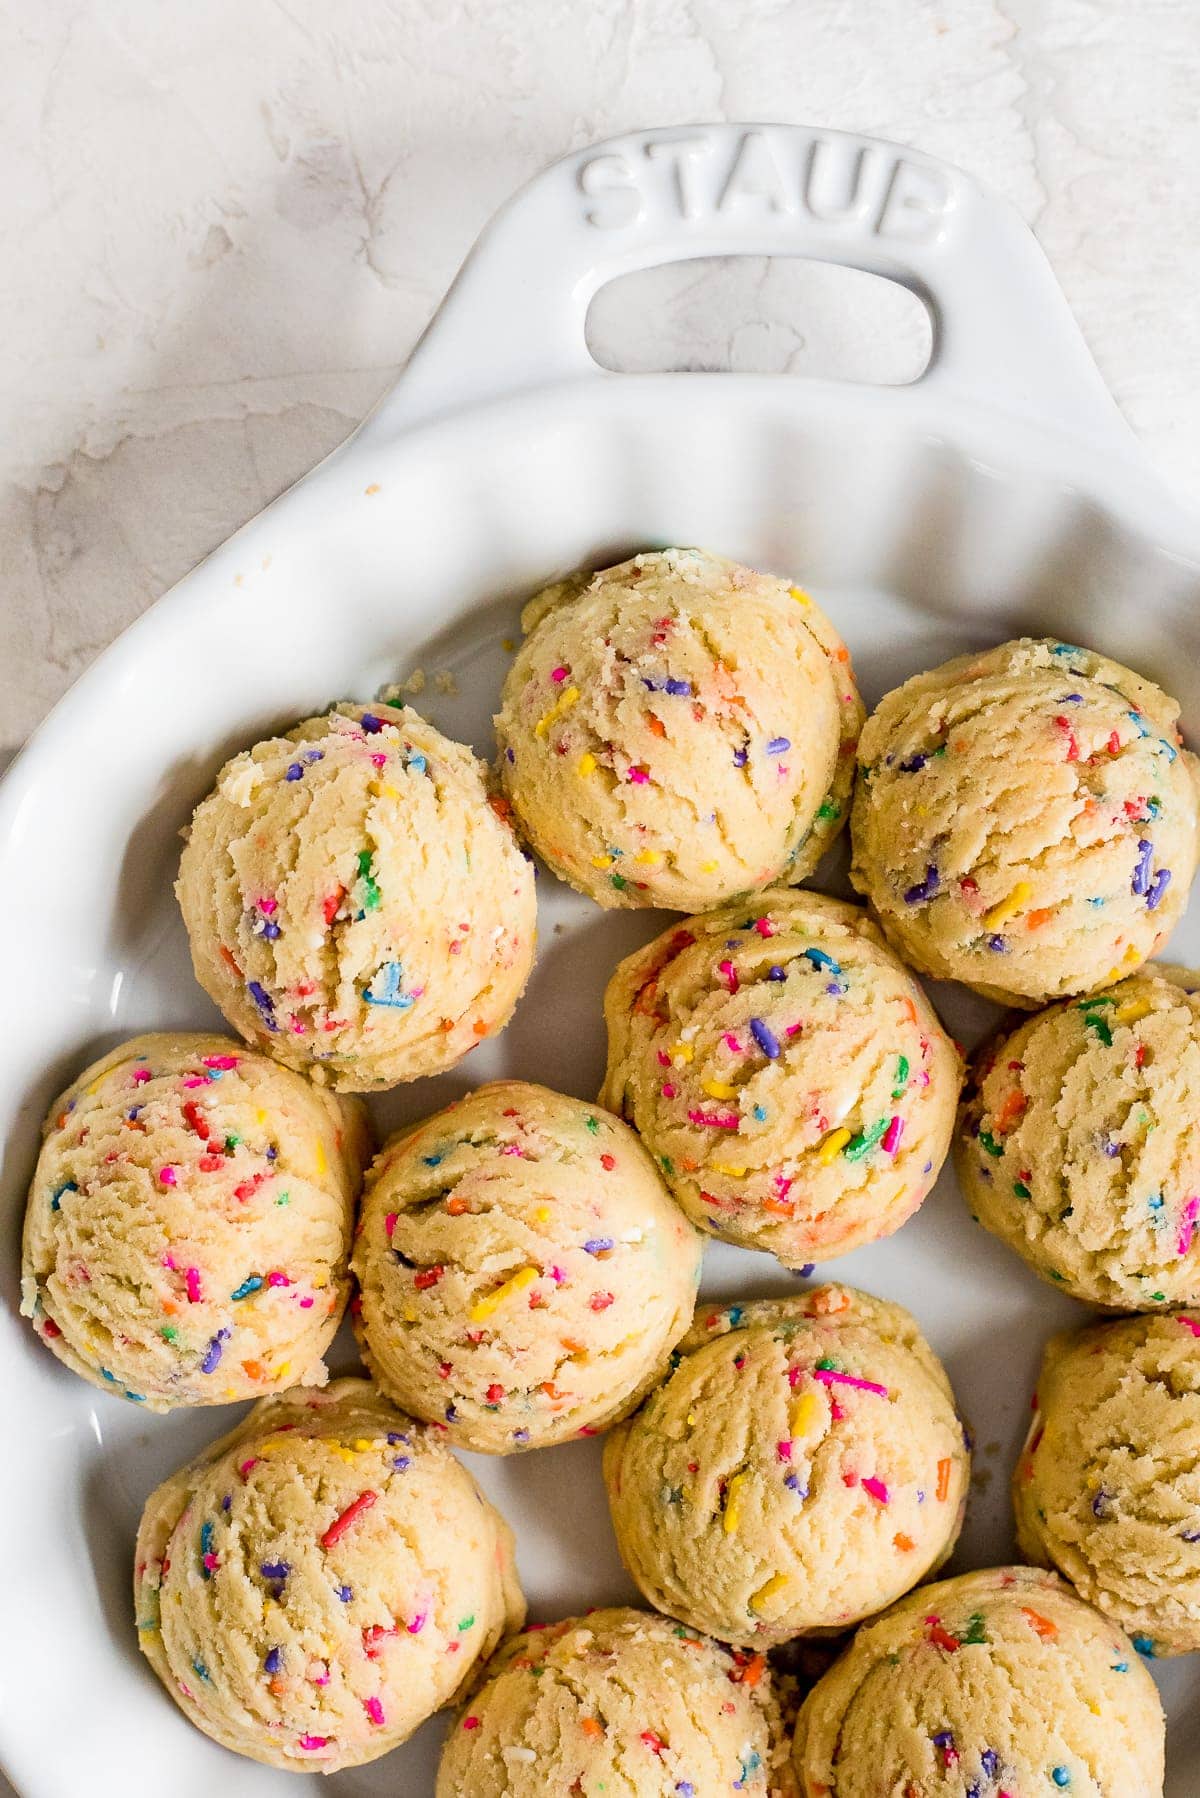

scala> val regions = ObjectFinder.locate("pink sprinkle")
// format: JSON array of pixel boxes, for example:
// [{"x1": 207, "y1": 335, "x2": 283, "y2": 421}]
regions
[
  {"x1": 384, "y1": 1213, "x2": 398, "y2": 1238},
  {"x1": 406, "y1": 1611, "x2": 427, "y2": 1635},
  {"x1": 718, "y1": 958, "x2": 739, "y2": 994},
  {"x1": 161, "y1": 1253, "x2": 176, "y2": 1270},
  {"x1": 627, "y1": 766, "x2": 650, "y2": 784},
  {"x1": 370, "y1": 752, "x2": 387, "y2": 769},
  {"x1": 364, "y1": 1697, "x2": 385, "y2": 1726},
  {"x1": 656, "y1": 1050, "x2": 672, "y2": 1067},
  {"x1": 258, "y1": 898, "x2": 277, "y2": 916},
  {"x1": 500, "y1": 1143, "x2": 524, "y2": 1157},
  {"x1": 777, "y1": 1440, "x2": 793, "y2": 1461},
  {"x1": 1179, "y1": 1198, "x2": 1200, "y2": 1259},
  {"x1": 551, "y1": 666, "x2": 568, "y2": 683},
  {"x1": 131, "y1": 1067, "x2": 152, "y2": 1085},
  {"x1": 812, "y1": 1368, "x2": 889, "y2": 1397},
  {"x1": 267, "y1": 1271, "x2": 292, "y2": 1287},
  {"x1": 830, "y1": 1399, "x2": 846, "y2": 1422},
  {"x1": 578, "y1": 1425, "x2": 599, "y2": 1437},
  {"x1": 881, "y1": 1116, "x2": 904, "y2": 1155},
  {"x1": 298, "y1": 1736, "x2": 329, "y2": 1752},
  {"x1": 299, "y1": 1296, "x2": 314, "y2": 1308},
  {"x1": 463, "y1": 1716, "x2": 481, "y2": 1731},
  {"x1": 184, "y1": 1266, "x2": 202, "y2": 1304},
  {"x1": 202, "y1": 1552, "x2": 220, "y2": 1572},
  {"x1": 1178, "y1": 1316, "x2": 1200, "y2": 1337},
  {"x1": 774, "y1": 1174, "x2": 793, "y2": 1198},
  {"x1": 787, "y1": 1366, "x2": 802, "y2": 1388},
  {"x1": 785, "y1": 1022, "x2": 803, "y2": 1037},
  {"x1": 181, "y1": 1077, "x2": 206, "y2": 1088},
  {"x1": 661, "y1": 1083, "x2": 677, "y2": 1099},
  {"x1": 238, "y1": 1456, "x2": 260, "y2": 1480},
  {"x1": 722, "y1": 1033, "x2": 743, "y2": 1053},
  {"x1": 202, "y1": 1055, "x2": 239, "y2": 1071},
  {"x1": 159, "y1": 1167, "x2": 177, "y2": 1187},
  {"x1": 687, "y1": 1108, "x2": 740, "y2": 1131},
  {"x1": 549, "y1": 1265, "x2": 566, "y2": 1284},
  {"x1": 754, "y1": 917, "x2": 775, "y2": 937},
  {"x1": 862, "y1": 1476, "x2": 890, "y2": 1505}
]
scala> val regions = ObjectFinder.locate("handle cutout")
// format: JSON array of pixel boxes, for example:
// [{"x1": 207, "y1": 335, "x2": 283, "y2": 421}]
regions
[{"x1": 586, "y1": 255, "x2": 932, "y2": 386}]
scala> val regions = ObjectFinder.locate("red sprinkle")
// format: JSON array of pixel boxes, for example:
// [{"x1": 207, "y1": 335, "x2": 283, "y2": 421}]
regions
[
  {"x1": 414, "y1": 1266, "x2": 444, "y2": 1290},
  {"x1": 182, "y1": 1102, "x2": 210, "y2": 1140},
  {"x1": 590, "y1": 1291, "x2": 615, "y2": 1312},
  {"x1": 320, "y1": 1490, "x2": 377, "y2": 1550},
  {"x1": 599, "y1": 1153, "x2": 616, "y2": 1171},
  {"x1": 925, "y1": 1616, "x2": 960, "y2": 1653},
  {"x1": 640, "y1": 1730, "x2": 666, "y2": 1756}
]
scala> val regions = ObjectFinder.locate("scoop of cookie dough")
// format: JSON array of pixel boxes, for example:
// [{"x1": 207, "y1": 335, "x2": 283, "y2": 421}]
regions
[
  {"x1": 134, "y1": 1378, "x2": 525, "y2": 1772},
  {"x1": 792, "y1": 1566, "x2": 1164, "y2": 1798},
  {"x1": 178, "y1": 702, "x2": 536, "y2": 1090},
  {"x1": 602, "y1": 1288, "x2": 969, "y2": 1646},
  {"x1": 850, "y1": 637, "x2": 1200, "y2": 1004},
  {"x1": 494, "y1": 549, "x2": 863, "y2": 910},
  {"x1": 436, "y1": 1607, "x2": 797, "y2": 1798},
  {"x1": 600, "y1": 891, "x2": 961, "y2": 1266},
  {"x1": 20, "y1": 1032, "x2": 367, "y2": 1410},
  {"x1": 352, "y1": 1081, "x2": 702, "y2": 1453},
  {"x1": 957, "y1": 966, "x2": 1200, "y2": 1308},
  {"x1": 1015, "y1": 1310, "x2": 1200, "y2": 1656}
]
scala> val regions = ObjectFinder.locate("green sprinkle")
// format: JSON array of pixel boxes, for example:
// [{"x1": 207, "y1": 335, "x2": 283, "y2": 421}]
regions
[
  {"x1": 457, "y1": 1614, "x2": 475, "y2": 1632},
  {"x1": 1086, "y1": 1016, "x2": 1113, "y2": 1046},
  {"x1": 844, "y1": 1118, "x2": 888, "y2": 1161},
  {"x1": 585, "y1": 1117, "x2": 599, "y2": 1135},
  {"x1": 1013, "y1": 1180, "x2": 1031, "y2": 1199},
  {"x1": 1049, "y1": 1270, "x2": 1064, "y2": 1282},
  {"x1": 816, "y1": 799, "x2": 840, "y2": 821},
  {"x1": 815, "y1": 1356, "x2": 838, "y2": 1371},
  {"x1": 978, "y1": 1130, "x2": 1004, "y2": 1158},
  {"x1": 160, "y1": 1326, "x2": 178, "y2": 1343},
  {"x1": 661, "y1": 1157, "x2": 675, "y2": 1176},
  {"x1": 960, "y1": 1611, "x2": 987, "y2": 1645},
  {"x1": 356, "y1": 848, "x2": 382, "y2": 910},
  {"x1": 610, "y1": 872, "x2": 628, "y2": 891},
  {"x1": 891, "y1": 1055, "x2": 910, "y2": 1098},
  {"x1": 224, "y1": 1135, "x2": 240, "y2": 1153},
  {"x1": 275, "y1": 1191, "x2": 290, "y2": 1206}
]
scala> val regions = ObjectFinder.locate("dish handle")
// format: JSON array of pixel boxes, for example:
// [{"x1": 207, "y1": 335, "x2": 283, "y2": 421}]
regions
[{"x1": 360, "y1": 122, "x2": 1135, "y2": 453}]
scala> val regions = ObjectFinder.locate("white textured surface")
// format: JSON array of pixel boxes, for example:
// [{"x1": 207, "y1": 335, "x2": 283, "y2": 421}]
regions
[{"x1": 3, "y1": 0, "x2": 1200, "y2": 754}]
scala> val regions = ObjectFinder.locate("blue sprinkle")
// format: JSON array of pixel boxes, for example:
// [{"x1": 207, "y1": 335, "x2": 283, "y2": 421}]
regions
[
  {"x1": 1111, "y1": 1660, "x2": 1128, "y2": 1671},
  {"x1": 1158, "y1": 737, "x2": 1178, "y2": 763},
  {"x1": 899, "y1": 752, "x2": 927, "y2": 772},
  {"x1": 199, "y1": 1520, "x2": 215, "y2": 1575},
  {"x1": 1052, "y1": 1769, "x2": 1071, "y2": 1788},
  {"x1": 727, "y1": 1306, "x2": 744, "y2": 1326},
  {"x1": 1128, "y1": 710, "x2": 1151, "y2": 737},
  {"x1": 422, "y1": 1154, "x2": 443, "y2": 1167},
  {"x1": 200, "y1": 1328, "x2": 231, "y2": 1374},
  {"x1": 664, "y1": 677, "x2": 691, "y2": 697},
  {"x1": 445, "y1": 1403, "x2": 458, "y2": 1421},
  {"x1": 803, "y1": 947, "x2": 840, "y2": 974},
  {"x1": 285, "y1": 762, "x2": 304, "y2": 781},
  {"x1": 904, "y1": 864, "x2": 940, "y2": 905},
  {"x1": 192, "y1": 1658, "x2": 211, "y2": 1682},
  {"x1": 767, "y1": 964, "x2": 786, "y2": 981},
  {"x1": 264, "y1": 1647, "x2": 283, "y2": 1674},
  {"x1": 50, "y1": 1180, "x2": 77, "y2": 1211},
  {"x1": 364, "y1": 961, "x2": 415, "y2": 1009},
  {"x1": 753, "y1": 1105, "x2": 767, "y2": 1121},
  {"x1": 583, "y1": 1237, "x2": 615, "y2": 1255},
  {"x1": 1147, "y1": 868, "x2": 1172, "y2": 911},
  {"x1": 732, "y1": 748, "x2": 748, "y2": 767},
  {"x1": 1059, "y1": 693, "x2": 1084, "y2": 703},
  {"x1": 125, "y1": 1390, "x2": 146, "y2": 1403},
  {"x1": 784, "y1": 1473, "x2": 808, "y2": 1494},
  {"x1": 361, "y1": 713, "x2": 383, "y2": 733},
  {"x1": 1133, "y1": 1633, "x2": 1156, "y2": 1657},
  {"x1": 407, "y1": 751, "x2": 427, "y2": 774},
  {"x1": 260, "y1": 920, "x2": 280, "y2": 940},
  {"x1": 1052, "y1": 644, "x2": 1081, "y2": 656},
  {"x1": 336, "y1": 1585, "x2": 353, "y2": 1602},
  {"x1": 981, "y1": 1749, "x2": 999, "y2": 1776},
  {"x1": 260, "y1": 1560, "x2": 290, "y2": 1581},
  {"x1": 750, "y1": 1016, "x2": 780, "y2": 1060},
  {"x1": 797, "y1": 1263, "x2": 815, "y2": 1277},
  {"x1": 230, "y1": 1276, "x2": 263, "y2": 1301},
  {"x1": 302, "y1": 748, "x2": 323, "y2": 764},
  {"x1": 247, "y1": 981, "x2": 278, "y2": 1032},
  {"x1": 1086, "y1": 895, "x2": 1106, "y2": 907},
  {"x1": 676, "y1": 1785, "x2": 695, "y2": 1797},
  {"x1": 766, "y1": 737, "x2": 790, "y2": 756},
  {"x1": 932, "y1": 1731, "x2": 954, "y2": 1748}
]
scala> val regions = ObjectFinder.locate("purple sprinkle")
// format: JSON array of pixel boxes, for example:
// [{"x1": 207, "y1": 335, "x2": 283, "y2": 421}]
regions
[
  {"x1": 302, "y1": 749, "x2": 323, "y2": 764},
  {"x1": 784, "y1": 1474, "x2": 808, "y2": 1495},
  {"x1": 732, "y1": 748, "x2": 748, "y2": 768},
  {"x1": 261, "y1": 920, "x2": 281, "y2": 940},
  {"x1": 264, "y1": 1647, "x2": 283, "y2": 1674},
  {"x1": 1060, "y1": 693, "x2": 1084, "y2": 703},
  {"x1": 987, "y1": 933, "x2": 1007, "y2": 952},
  {"x1": 664, "y1": 678, "x2": 692, "y2": 697},
  {"x1": 826, "y1": 981, "x2": 845, "y2": 996},
  {"x1": 750, "y1": 1017, "x2": 780, "y2": 1059},
  {"x1": 1132, "y1": 838, "x2": 1154, "y2": 896},
  {"x1": 361, "y1": 713, "x2": 383, "y2": 734},
  {"x1": 1147, "y1": 868, "x2": 1172, "y2": 911},
  {"x1": 1092, "y1": 1489, "x2": 1112, "y2": 1518},
  {"x1": 200, "y1": 1328, "x2": 231, "y2": 1374},
  {"x1": 247, "y1": 981, "x2": 278, "y2": 1031},
  {"x1": 676, "y1": 1785, "x2": 695, "y2": 1798},
  {"x1": 285, "y1": 763, "x2": 304, "y2": 781},
  {"x1": 335, "y1": 1584, "x2": 353, "y2": 1602},
  {"x1": 445, "y1": 1404, "x2": 458, "y2": 1422},
  {"x1": 260, "y1": 1560, "x2": 290, "y2": 1581},
  {"x1": 981, "y1": 1750, "x2": 999, "y2": 1777},
  {"x1": 505, "y1": 747, "x2": 515, "y2": 764},
  {"x1": 899, "y1": 753, "x2": 927, "y2": 773},
  {"x1": 1181, "y1": 1530, "x2": 1200, "y2": 1542},
  {"x1": 583, "y1": 1237, "x2": 615, "y2": 1255},
  {"x1": 221, "y1": 1494, "x2": 232, "y2": 1512},
  {"x1": 386, "y1": 1432, "x2": 404, "y2": 1444},
  {"x1": 767, "y1": 965, "x2": 786, "y2": 981},
  {"x1": 904, "y1": 864, "x2": 940, "y2": 905},
  {"x1": 512, "y1": 1428, "x2": 530, "y2": 1443},
  {"x1": 393, "y1": 1455, "x2": 411, "y2": 1472},
  {"x1": 1104, "y1": 1138, "x2": 1121, "y2": 1157},
  {"x1": 932, "y1": 1731, "x2": 954, "y2": 1748},
  {"x1": 766, "y1": 737, "x2": 791, "y2": 756},
  {"x1": 798, "y1": 1263, "x2": 815, "y2": 1277}
]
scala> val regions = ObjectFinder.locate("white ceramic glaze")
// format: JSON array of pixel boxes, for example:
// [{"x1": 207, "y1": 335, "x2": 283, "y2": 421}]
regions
[{"x1": 1, "y1": 124, "x2": 1198, "y2": 1797}]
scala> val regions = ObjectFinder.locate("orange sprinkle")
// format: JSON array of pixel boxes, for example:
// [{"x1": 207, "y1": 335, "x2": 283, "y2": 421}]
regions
[
  {"x1": 893, "y1": 1533, "x2": 916, "y2": 1552},
  {"x1": 446, "y1": 1197, "x2": 469, "y2": 1216},
  {"x1": 996, "y1": 1090, "x2": 1027, "y2": 1131},
  {"x1": 647, "y1": 715, "x2": 667, "y2": 739},
  {"x1": 488, "y1": 794, "x2": 514, "y2": 821},
  {"x1": 936, "y1": 1458, "x2": 952, "y2": 1502},
  {"x1": 809, "y1": 1288, "x2": 850, "y2": 1316},
  {"x1": 763, "y1": 1197, "x2": 795, "y2": 1217},
  {"x1": 472, "y1": 1019, "x2": 488, "y2": 1037},
  {"x1": 1021, "y1": 1607, "x2": 1058, "y2": 1640},
  {"x1": 1026, "y1": 907, "x2": 1055, "y2": 930},
  {"x1": 580, "y1": 1718, "x2": 604, "y2": 1739},
  {"x1": 219, "y1": 945, "x2": 243, "y2": 978},
  {"x1": 241, "y1": 1359, "x2": 265, "y2": 1381}
]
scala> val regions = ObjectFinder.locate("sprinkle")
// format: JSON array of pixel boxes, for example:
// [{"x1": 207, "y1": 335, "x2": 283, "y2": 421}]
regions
[
  {"x1": 264, "y1": 1647, "x2": 283, "y2": 1673},
  {"x1": 818, "y1": 1127, "x2": 852, "y2": 1163},
  {"x1": 200, "y1": 1329, "x2": 230, "y2": 1374},
  {"x1": 718, "y1": 958, "x2": 739, "y2": 994},
  {"x1": 881, "y1": 1116, "x2": 904, "y2": 1154},
  {"x1": 583, "y1": 1237, "x2": 615, "y2": 1256},
  {"x1": 470, "y1": 1266, "x2": 539, "y2": 1322},
  {"x1": 360, "y1": 712, "x2": 384, "y2": 733},
  {"x1": 687, "y1": 1108, "x2": 740, "y2": 1130},
  {"x1": 626, "y1": 764, "x2": 649, "y2": 783},
  {"x1": 199, "y1": 1520, "x2": 217, "y2": 1577},
  {"x1": 414, "y1": 1265, "x2": 445, "y2": 1290},
  {"x1": 1132, "y1": 838, "x2": 1154, "y2": 896},
  {"x1": 899, "y1": 752, "x2": 927, "y2": 773},
  {"x1": 766, "y1": 737, "x2": 791, "y2": 756},
  {"x1": 750, "y1": 1017, "x2": 780, "y2": 1059},
  {"x1": 749, "y1": 1572, "x2": 790, "y2": 1611},
  {"x1": 577, "y1": 752, "x2": 597, "y2": 777},
  {"x1": 247, "y1": 981, "x2": 278, "y2": 1031},
  {"x1": 1052, "y1": 1771, "x2": 1071, "y2": 1789},
  {"x1": 723, "y1": 1471, "x2": 747, "y2": 1534},
  {"x1": 904, "y1": 864, "x2": 940, "y2": 905},
  {"x1": 364, "y1": 1696, "x2": 385, "y2": 1726},
  {"x1": 260, "y1": 1560, "x2": 290, "y2": 1583},
  {"x1": 158, "y1": 1166, "x2": 177, "y2": 1187},
  {"x1": 1021, "y1": 1607, "x2": 1058, "y2": 1640},
  {"x1": 1133, "y1": 1633, "x2": 1156, "y2": 1656},
  {"x1": 364, "y1": 961, "x2": 415, "y2": 1009},
  {"x1": 936, "y1": 1458, "x2": 952, "y2": 1501},
  {"x1": 983, "y1": 881, "x2": 1032, "y2": 929},
  {"x1": 844, "y1": 1118, "x2": 889, "y2": 1161},
  {"x1": 802, "y1": 947, "x2": 839, "y2": 974},
  {"x1": 297, "y1": 1737, "x2": 329, "y2": 1752},
  {"x1": 336, "y1": 1585, "x2": 353, "y2": 1602},
  {"x1": 978, "y1": 1130, "x2": 1004, "y2": 1159},
  {"x1": 925, "y1": 1616, "x2": 960, "y2": 1653},
  {"x1": 768, "y1": 965, "x2": 786, "y2": 981},
  {"x1": 1147, "y1": 868, "x2": 1172, "y2": 911},
  {"x1": 862, "y1": 1476, "x2": 890, "y2": 1504},
  {"x1": 231, "y1": 1276, "x2": 263, "y2": 1301},
  {"x1": 702, "y1": 1079, "x2": 737, "y2": 1101},
  {"x1": 813, "y1": 1368, "x2": 889, "y2": 1397},
  {"x1": 320, "y1": 1491, "x2": 377, "y2": 1550}
]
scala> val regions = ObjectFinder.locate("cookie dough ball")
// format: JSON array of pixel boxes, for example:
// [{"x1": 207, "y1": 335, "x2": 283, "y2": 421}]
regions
[
  {"x1": 602, "y1": 1289, "x2": 969, "y2": 1646},
  {"x1": 850, "y1": 638, "x2": 1200, "y2": 1005},
  {"x1": 1015, "y1": 1311, "x2": 1200, "y2": 1656},
  {"x1": 495, "y1": 550, "x2": 863, "y2": 910},
  {"x1": 600, "y1": 891, "x2": 960, "y2": 1267},
  {"x1": 792, "y1": 1566, "x2": 1165, "y2": 1798},
  {"x1": 20, "y1": 1033, "x2": 367, "y2": 1410},
  {"x1": 352, "y1": 1082, "x2": 702, "y2": 1453},
  {"x1": 437, "y1": 1607, "x2": 797, "y2": 1798},
  {"x1": 957, "y1": 967, "x2": 1200, "y2": 1308},
  {"x1": 178, "y1": 702, "x2": 536, "y2": 1090},
  {"x1": 134, "y1": 1378, "x2": 525, "y2": 1772}
]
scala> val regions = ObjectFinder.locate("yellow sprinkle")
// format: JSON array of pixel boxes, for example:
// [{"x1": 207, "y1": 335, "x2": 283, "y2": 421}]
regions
[
  {"x1": 533, "y1": 685, "x2": 580, "y2": 739},
  {"x1": 591, "y1": 854, "x2": 614, "y2": 869},
  {"x1": 723, "y1": 1471, "x2": 748, "y2": 1535},
  {"x1": 713, "y1": 1163, "x2": 747, "y2": 1178},
  {"x1": 328, "y1": 1444, "x2": 358, "y2": 1464},
  {"x1": 535, "y1": 1206, "x2": 552, "y2": 1224},
  {"x1": 700, "y1": 860, "x2": 719, "y2": 873},
  {"x1": 352, "y1": 1439, "x2": 374, "y2": 1452},
  {"x1": 311, "y1": 1140, "x2": 327, "y2": 1178},
  {"x1": 818, "y1": 1127, "x2": 853, "y2": 1164},
  {"x1": 983, "y1": 881, "x2": 1033, "y2": 930},
  {"x1": 255, "y1": 1109, "x2": 267, "y2": 1126},
  {"x1": 501, "y1": 638, "x2": 515, "y2": 653},
  {"x1": 790, "y1": 1392, "x2": 818, "y2": 1437},
  {"x1": 274, "y1": 1362, "x2": 291, "y2": 1382},
  {"x1": 749, "y1": 1571, "x2": 791, "y2": 1611},
  {"x1": 634, "y1": 849, "x2": 663, "y2": 865},
  {"x1": 577, "y1": 753, "x2": 597, "y2": 777},
  {"x1": 364, "y1": 483, "x2": 380, "y2": 496},
  {"x1": 470, "y1": 1265, "x2": 540, "y2": 1323},
  {"x1": 703, "y1": 1080, "x2": 736, "y2": 1101},
  {"x1": 1124, "y1": 943, "x2": 1141, "y2": 963},
  {"x1": 403, "y1": 1306, "x2": 418, "y2": 1323},
  {"x1": 1113, "y1": 997, "x2": 1153, "y2": 1026},
  {"x1": 789, "y1": 586, "x2": 812, "y2": 607},
  {"x1": 371, "y1": 779, "x2": 402, "y2": 799},
  {"x1": 672, "y1": 1042, "x2": 694, "y2": 1065},
  {"x1": 686, "y1": 1411, "x2": 697, "y2": 1428}
]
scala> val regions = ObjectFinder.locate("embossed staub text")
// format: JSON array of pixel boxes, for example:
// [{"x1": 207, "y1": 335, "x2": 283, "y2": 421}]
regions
[{"x1": 577, "y1": 127, "x2": 955, "y2": 245}]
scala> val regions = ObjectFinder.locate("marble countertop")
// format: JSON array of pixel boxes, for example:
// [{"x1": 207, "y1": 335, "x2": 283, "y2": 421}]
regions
[{"x1": 4, "y1": 0, "x2": 1200, "y2": 765}]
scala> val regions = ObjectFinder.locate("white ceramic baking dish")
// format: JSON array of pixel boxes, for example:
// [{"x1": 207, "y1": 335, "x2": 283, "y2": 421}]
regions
[{"x1": 1, "y1": 123, "x2": 1198, "y2": 1797}]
